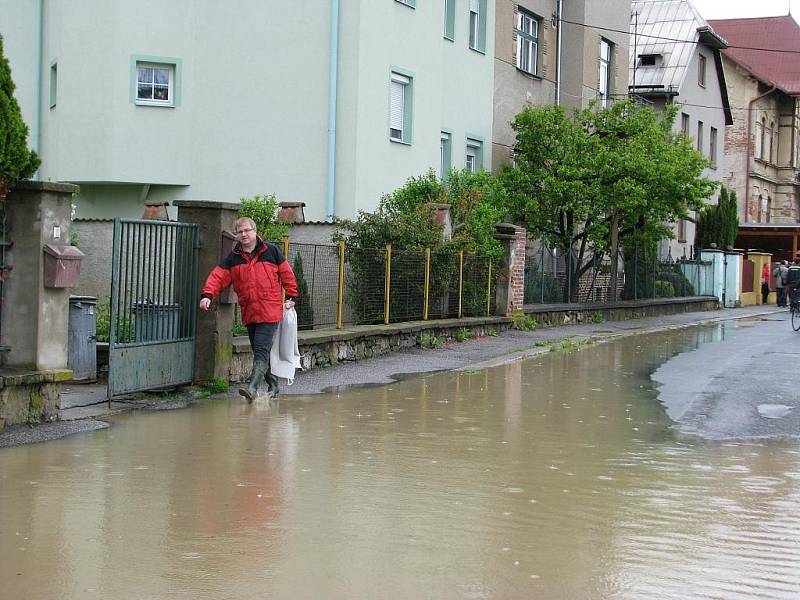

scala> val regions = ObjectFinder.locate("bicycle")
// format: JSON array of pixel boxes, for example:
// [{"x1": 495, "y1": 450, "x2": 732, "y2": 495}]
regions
[{"x1": 791, "y1": 294, "x2": 800, "y2": 332}]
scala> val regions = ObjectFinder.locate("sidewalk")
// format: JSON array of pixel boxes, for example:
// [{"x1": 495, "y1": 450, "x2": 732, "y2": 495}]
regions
[{"x1": 0, "y1": 304, "x2": 783, "y2": 448}]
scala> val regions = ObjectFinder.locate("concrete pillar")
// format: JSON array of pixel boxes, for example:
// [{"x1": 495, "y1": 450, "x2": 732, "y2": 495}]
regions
[
  {"x1": 174, "y1": 200, "x2": 241, "y2": 383},
  {"x1": 494, "y1": 223, "x2": 527, "y2": 316},
  {"x1": 3, "y1": 181, "x2": 79, "y2": 370}
]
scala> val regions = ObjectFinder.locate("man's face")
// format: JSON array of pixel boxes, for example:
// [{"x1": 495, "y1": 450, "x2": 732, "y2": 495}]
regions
[{"x1": 236, "y1": 223, "x2": 257, "y2": 246}]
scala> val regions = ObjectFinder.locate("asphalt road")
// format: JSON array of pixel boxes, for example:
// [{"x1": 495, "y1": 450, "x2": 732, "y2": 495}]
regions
[{"x1": 653, "y1": 310, "x2": 800, "y2": 440}]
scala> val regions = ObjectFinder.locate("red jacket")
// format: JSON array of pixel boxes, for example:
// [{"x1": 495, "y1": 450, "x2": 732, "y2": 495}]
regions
[{"x1": 202, "y1": 239, "x2": 299, "y2": 324}]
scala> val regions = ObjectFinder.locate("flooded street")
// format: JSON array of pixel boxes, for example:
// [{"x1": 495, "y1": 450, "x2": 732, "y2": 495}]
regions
[{"x1": 2, "y1": 322, "x2": 800, "y2": 599}]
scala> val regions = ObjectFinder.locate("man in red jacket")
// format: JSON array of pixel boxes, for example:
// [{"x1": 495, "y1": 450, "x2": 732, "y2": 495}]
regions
[{"x1": 199, "y1": 217, "x2": 299, "y2": 402}]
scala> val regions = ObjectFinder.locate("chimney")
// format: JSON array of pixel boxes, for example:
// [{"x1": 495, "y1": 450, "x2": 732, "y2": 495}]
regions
[
  {"x1": 278, "y1": 202, "x2": 306, "y2": 224},
  {"x1": 433, "y1": 203, "x2": 452, "y2": 240},
  {"x1": 142, "y1": 201, "x2": 170, "y2": 221}
]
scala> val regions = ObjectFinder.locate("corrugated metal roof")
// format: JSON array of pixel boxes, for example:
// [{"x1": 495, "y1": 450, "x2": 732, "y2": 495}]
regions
[
  {"x1": 709, "y1": 15, "x2": 800, "y2": 96},
  {"x1": 630, "y1": 0, "x2": 724, "y2": 93}
]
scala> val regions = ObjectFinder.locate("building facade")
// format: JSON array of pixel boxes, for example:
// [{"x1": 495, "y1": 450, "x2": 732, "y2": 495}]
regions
[
  {"x1": 629, "y1": 0, "x2": 732, "y2": 259},
  {"x1": 709, "y1": 16, "x2": 800, "y2": 227},
  {"x1": 491, "y1": 0, "x2": 631, "y2": 172},
  {"x1": 1, "y1": 0, "x2": 495, "y2": 222}
]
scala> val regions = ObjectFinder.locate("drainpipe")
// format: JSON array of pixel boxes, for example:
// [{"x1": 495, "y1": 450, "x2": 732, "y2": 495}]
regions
[
  {"x1": 745, "y1": 84, "x2": 776, "y2": 223},
  {"x1": 326, "y1": 0, "x2": 340, "y2": 222},
  {"x1": 555, "y1": 0, "x2": 563, "y2": 105},
  {"x1": 33, "y1": 0, "x2": 44, "y2": 178}
]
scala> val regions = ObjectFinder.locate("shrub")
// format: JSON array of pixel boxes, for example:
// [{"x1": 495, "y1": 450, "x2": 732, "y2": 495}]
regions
[
  {"x1": 238, "y1": 194, "x2": 288, "y2": 242},
  {"x1": 654, "y1": 280, "x2": 675, "y2": 298},
  {"x1": 420, "y1": 332, "x2": 443, "y2": 349},
  {"x1": 511, "y1": 311, "x2": 537, "y2": 331},
  {"x1": 454, "y1": 327, "x2": 474, "y2": 342},
  {"x1": 591, "y1": 313, "x2": 605, "y2": 323},
  {"x1": 0, "y1": 34, "x2": 41, "y2": 201}
]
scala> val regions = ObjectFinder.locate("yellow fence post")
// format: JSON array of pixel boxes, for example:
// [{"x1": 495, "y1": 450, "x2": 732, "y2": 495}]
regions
[
  {"x1": 282, "y1": 235, "x2": 290, "y2": 303},
  {"x1": 423, "y1": 248, "x2": 431, "y2": 320},
  {"x1": 458, "y1": 251, "x2": 464, "y2": 318},
  {"x1": 486, "y1": 257, "x2": 492, "y2": 316},
  {"x1": 337, "y1": 240, "x2": 345, "y2": 329},
  {"x1": 384, "y1": 244, "x2": 392, "y2": 325}
]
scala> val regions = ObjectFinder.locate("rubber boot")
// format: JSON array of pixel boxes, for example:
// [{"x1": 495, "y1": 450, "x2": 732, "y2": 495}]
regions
[
  {"x1": 239, "y1": 360, "x2": 268, "y2": 403},
  {"x1": 264, "y1": 371, "x2": 280, "y2": 398}
]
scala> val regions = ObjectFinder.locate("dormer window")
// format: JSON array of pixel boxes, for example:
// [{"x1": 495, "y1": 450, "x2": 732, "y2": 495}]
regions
[{"x1": 638, "y1": 53, "x2": 662, "y2": 67}]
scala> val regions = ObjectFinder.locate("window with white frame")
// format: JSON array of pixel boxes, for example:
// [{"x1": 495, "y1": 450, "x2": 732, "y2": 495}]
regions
[
  {"x1": 516, "y1": 9, "x2": 540, "y2": 75},
  {"x1": 469, "y1": 0, "x2": 480, "y2": 50},
  {"x1": 710, "y1": 126, "x2": 718, "y2": 167},
  {"x1": 390, "y1": 71, "x2": 412, "y2": 143},
  {"x1": 697, "y1": 120, "x2": 704, "y2": 152},
  {"x1": 440, "y1": 132, "x2": 452, "y2": 179},
  {"x1": 599, "y1": 39, "x2": 612, "y2": 107},
  {"x1": 698, "y1": 54, "x2": 707, "y2": 87},
  {"x1": 444, "y1": 0, "x2": 455, "y2": 39},
  {"x1": 681, "y1": 113, "x2": 690, "y2": 135},
  {"x1": 136, "y1": 62, "x2": 174, "y2": 105},
  {"x1": 466, "y1": 138, "x2": 482, "y2": 173}
]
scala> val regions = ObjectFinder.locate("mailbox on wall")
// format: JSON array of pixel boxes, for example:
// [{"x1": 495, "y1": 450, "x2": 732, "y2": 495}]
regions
[
  {"x1": 43, "y1": 243, "x2": 85, "y2": 288},
  {"x1": 218, "y1": 230, "x2": 238, "y2": 304}
]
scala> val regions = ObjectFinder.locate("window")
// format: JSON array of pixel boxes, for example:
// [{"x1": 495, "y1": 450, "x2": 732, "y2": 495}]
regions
[
  {"x1": 758, "y1": 116, "x2": 766, "y2": 160},
  {"x1": 769, "y1": 121, "x2": 775, "y2": 163},
  {"x1": 469, "y1": 0, "x2": 487, "y2": 52},
  {"x1": 440, "y1": 131, "x2": 452, "y2": 179},
  {"x1": 390, "y1": 71, "x2": 413, "y2": 144},
  {"x1": 466, "y1": 138, "x2": 483, "y2": 172},
  {"x1": 698, "y1": 54, "x2": 707, "y2": 87},
  {"x1": 696, "y1": 120, "x2": 704, "y2": 152},
  {"x1": 755, "y1": 118, "x2": 764, "y2": 159},
  {"x1": 639, "y1": 54, "x2": 661, "y2": 66},
  {"x1": 677, "y1": 219, "x2": 686, "y2": 243},
  {"x1": 136, "y1": 63, "x2": 173, "y2": 105},
  {"x1": 681, "y1": 113, "x2": 690, "y2": 135},
  {"x1": 599, "y1": 39, "x2": 612, "y2": 107},
  {"x1": 516, "y1": 10, "x2": 540, "y2": 75},
  {"x1": 396, "y1": 0, "x2": 416, "y2": 7},
  {"x1": 49, "y1": 61, "x2": 57, "y2": 109},
  {"x1": 710, "y1": 126, "x2": 718, "y2": 167},
  {"x1": 132, "y1": 57, "x2": 181, "y2": 107},
  {"x1": 444, "y1": 0, "x2": 455, "y2": 39}
]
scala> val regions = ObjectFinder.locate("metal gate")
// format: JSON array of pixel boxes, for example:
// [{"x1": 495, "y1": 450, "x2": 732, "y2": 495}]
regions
[{"x1": 108, "y1": 218, "x2": 199, "y2": 400}]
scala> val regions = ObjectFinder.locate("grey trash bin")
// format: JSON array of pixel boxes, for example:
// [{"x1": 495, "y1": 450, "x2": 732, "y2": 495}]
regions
[
  {"x1": 68, "y1": 296, "x2": 97, "y2": 381},
  {"x1": 132, "y1": 300, "x2": 181, "y2": 342}
]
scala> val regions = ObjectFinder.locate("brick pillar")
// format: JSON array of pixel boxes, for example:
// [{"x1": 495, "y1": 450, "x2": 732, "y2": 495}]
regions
[
  {"x1": 493, "y1": 223, "x2": 527, "y2": 316},
  {"x1": 174, "y1": 200, "x2": 241, "y2": 382},
  {"x1": 3, "y1": 181, "x2": 79, "y2": 370}
]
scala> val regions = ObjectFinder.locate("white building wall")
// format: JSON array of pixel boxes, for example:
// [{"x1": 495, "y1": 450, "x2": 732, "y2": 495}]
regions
[{"x1": 2, "y1": 0, "x2": 495, "y2": 222}]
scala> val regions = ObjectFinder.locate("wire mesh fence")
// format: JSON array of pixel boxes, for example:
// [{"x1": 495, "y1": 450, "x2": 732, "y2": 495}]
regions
[{"x1": 524, "y1": 237, "x2": 716, "y2": 305}]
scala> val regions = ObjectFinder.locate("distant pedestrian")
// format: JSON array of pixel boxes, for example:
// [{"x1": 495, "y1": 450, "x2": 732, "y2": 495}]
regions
[
  {"x1": 761, "y1": 263, "x2": 771, "y2": 304},
  {"x1": 774, "y1": 260, "x2": 789, "y2": 307},
  {"x1": 199, "y1": 217, "x2": 299, "y2": 402},
  {"x1": 786, "y1": 259, "x2": 800, "y2": 309}
]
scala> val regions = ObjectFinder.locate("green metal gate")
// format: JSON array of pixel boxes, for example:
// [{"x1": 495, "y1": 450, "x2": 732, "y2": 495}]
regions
[{"x1": 108, "y1": 218, "x2": 199, "y2": 401}]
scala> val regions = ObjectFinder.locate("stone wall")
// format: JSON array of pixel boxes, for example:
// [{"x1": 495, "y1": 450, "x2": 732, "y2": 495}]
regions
[
  {"x1": 0, "y1": 369, "x2": 71, "y2": 427},
  {"x1": 228, "y1": 297, "x2": 719, "y2": 382}
]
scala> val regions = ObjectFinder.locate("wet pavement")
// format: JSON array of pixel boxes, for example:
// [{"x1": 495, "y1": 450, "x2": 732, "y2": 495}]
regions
[{"x1": 2, "y1": 310, "x2": 800, "y2": 599}]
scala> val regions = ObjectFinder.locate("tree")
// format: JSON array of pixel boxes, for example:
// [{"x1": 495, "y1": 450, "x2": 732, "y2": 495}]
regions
[
  {"x1": 292, "y1": 252, "x2": 314, "y2": 329},
  {"x1": 502, "y1": 100, "x2": 716, "y2": 301},
  {"x1": 694, "y1": 186, "x2": 738, "y2": 251},
  {"x1": 0, "y1": 33, "x2": 40, "y2": 202},
  {"x1": 237, "y1": 193, "x2": 288, "y2": 242}
]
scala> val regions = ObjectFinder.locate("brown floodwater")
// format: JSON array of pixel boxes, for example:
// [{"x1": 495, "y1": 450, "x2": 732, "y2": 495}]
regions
[{"x1": 2, "y1": 323, "x2": 800, "y2": 599}]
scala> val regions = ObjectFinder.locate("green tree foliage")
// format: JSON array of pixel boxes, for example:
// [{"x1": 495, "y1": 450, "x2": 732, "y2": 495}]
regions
[
  {"x1": 694, "y1": 185, "x2": 739, "y2": 251},
  {"x1": 333, "y1": 169, "x2": 507, "y2": 322},
  {"x1": 237, "y1": 193, "x2": 288, "y2": 242},
  {"x1": 502, "y1": 100, "x2": 716, "y2": 301},
  {"x1": 0, "y1": 34, "x2": 40, "y2": 200},
  {"x1": 292, "y1": 252, "x2": 314, "y2": 329}
]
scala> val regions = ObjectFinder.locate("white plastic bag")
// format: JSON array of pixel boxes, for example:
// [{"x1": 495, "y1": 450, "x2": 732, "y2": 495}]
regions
[{"x1": 270, "y1": 307, "x2": 301, "y2": 385}]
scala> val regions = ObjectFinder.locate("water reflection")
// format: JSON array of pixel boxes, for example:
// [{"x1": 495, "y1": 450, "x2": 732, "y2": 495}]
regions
[{"x1": 1, "y1": 322, "x2": 799, "y2": 599}]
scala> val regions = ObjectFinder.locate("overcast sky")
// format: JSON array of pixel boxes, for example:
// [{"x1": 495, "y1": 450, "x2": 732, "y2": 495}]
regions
[{"x1": 691, "y1": 0, "x2": 799, "y2": 20}]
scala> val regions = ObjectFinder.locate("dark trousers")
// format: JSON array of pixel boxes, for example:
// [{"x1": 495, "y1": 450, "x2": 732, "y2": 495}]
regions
[
  {"x1": 762, "y1": 282, "x2": 770, "y2": 304},
  {"x1": 246, "y1": 322, "x2": 278, "y2": 364},
  {"x1": 777, "y1": 287, "x2": 787, "y2": 307}
]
